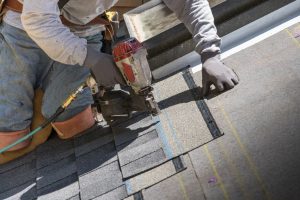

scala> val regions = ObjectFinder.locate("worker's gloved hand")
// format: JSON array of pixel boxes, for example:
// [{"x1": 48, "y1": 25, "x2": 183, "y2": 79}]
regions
[
  {"x1": 84, "y1": 47, "x2": 126, "y2": 87},
  {"x1": 201, "y1": 53, "x2": 239, "y2": 96}
]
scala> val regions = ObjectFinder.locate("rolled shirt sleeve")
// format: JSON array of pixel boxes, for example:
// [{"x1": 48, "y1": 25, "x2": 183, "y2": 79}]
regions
[
  {"x1": 21, "y1": 0, "x2": 87, "y2": 66},
  {"x1": 162, "y1": 0, "x2": 221, "y2": 55}
]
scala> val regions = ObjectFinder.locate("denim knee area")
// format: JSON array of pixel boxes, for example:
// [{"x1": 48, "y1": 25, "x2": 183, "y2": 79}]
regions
[
  {"x1": 41, "y1": 63, "x2": 93, "y2": 122},
  {"x1": 41, "y1": 33, "x2": 103, "y2": 121},
  {"x1": 0, "y1": 23, "x2": 51, "y2": 131},
  {"x1": 0, "y1": 22, "x2": 103, "y2": 130}
]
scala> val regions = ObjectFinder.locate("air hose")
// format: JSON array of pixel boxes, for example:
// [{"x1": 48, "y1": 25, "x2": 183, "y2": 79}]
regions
[{"x1": 0, "y1": 82, "x2": 88, "y2": 154}]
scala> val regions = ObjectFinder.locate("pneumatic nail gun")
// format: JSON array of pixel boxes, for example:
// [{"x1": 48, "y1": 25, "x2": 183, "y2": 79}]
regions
[{"x1": 91, "y1": 38, "x2": 160, "y2": 123}]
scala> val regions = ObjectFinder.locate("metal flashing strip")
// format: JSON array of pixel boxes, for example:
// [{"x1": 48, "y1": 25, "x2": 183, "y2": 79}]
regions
[
  {"x1": 182, "y1": 70, "x2": 223, "y2": 139},
  {"x1": 152, "y1": 0, "x2": 300, "y2": 79}
]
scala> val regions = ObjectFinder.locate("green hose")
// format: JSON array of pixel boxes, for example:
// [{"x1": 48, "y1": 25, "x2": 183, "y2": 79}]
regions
[
  {"x1": 0, "y1": 127, "x2": 43, "y2": 154},
  {"x1": 0, "y1": 82, "x2": 87, "y2": 154}
]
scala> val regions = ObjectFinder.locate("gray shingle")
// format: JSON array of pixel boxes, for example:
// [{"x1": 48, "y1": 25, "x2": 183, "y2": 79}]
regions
[
  {"x1": 68, "y1": 194, "x2": 81, "y2": 200},
  {"x1": 37, "y1": 155, "x2": 76, "y2": 189},
  {"x1": 121, "y1": 148, "x2": 166, "y2": 179},
  {"x1": 92, "y1": 185, "x2": 127, "y2": 200},
  {"x1": 0, "y1": 180, "x2": 36, "y2": 200},
  {"x1": 112, "y1": 114, "x2": 157, "y2": 146},
  {"x1": 0, "y1": 160, "x2": 36, "y2": 193},
  {"x1": 74, "y1": 126, "x2": 114, "y2": 157},
  {"x1": 125, "y1": 157, "x2": 184, "y2": 195},
  {"x1": 75, "y1": 125, "x2": 111, "y2": 146},
  {"x1": 37, "y1": 174, "x2": 79, "y2": 200},
  {"x1": 118, "y1": 137, "x2": 163, "y2": 167},
  {"x1": 190, "y1": 26, "x2": 300, "y2": 200},
  {"x1": 117, "y1": 129, "x2": 159, "y2": 152},
  {"x1": 79, "y1": 161, "x2": 123, "y2": 200},
  {"x1": 0, "y1": 151, "x2": 36, "y2": 173},
  {"x1": 36, "y1": 136, "x2": 74, "y2": 169},
  {"x1": 154, "y1": 72, "x2": 214, "y2": 154},
  {"x1": 76, "y1": 141, "x2": 117, "y2": 176},
  {"x1": 123, "y1": 196, "x2": 134, "y2": 200},
  {"x1": 142, "y1": 155, "x2": 204, "y2": 200}
]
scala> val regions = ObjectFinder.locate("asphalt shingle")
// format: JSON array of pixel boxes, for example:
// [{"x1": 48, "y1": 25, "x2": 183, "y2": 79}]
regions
[
  {"x1": 112, "y1": 113, "x2": 157, "y2": 146},
  {"x1": 117, "y1": 129, "x2": 159, "y2": 152},
  {"x1": 92, "y1": 185, "x2": 127, "y2": 200},
  {"x1": 121, "y1": 148, "x2": 166, "y2": 179},
  {"x1": 154, "y1": 72, "x2": 214, "y2": 154},
  {"x1": 37, "y1": 174, "x2": 79, "y2": 200},
  {"x1": 76, "y1": 141, "x2": 117, "y2": 176},
  {"x1": 36, "y1": 136, "x2": 74, "y2": 169},
  {"x1": 68, "y1": 194, "x2": 81, "y2": 200},
  {"x1": 0, "y1": 159, "x2": 36, "y2": 194},
  {"x1": 125, "y1": 156, "x2": 186, "y2": 195},
  {"x1": 0, "y1": 180, "x2": 36, "y2": 200},
  {"x1": 118, "y1": 134, "x2": 163, "y2": 167},
  {"x1": 79, "y1": 161, "x2": 123, "y2": 200},
  {"x1": 142, "y1": 155, "x2": 205, "y2": 200},
  {"x1": 0, "y1": 151, "x2": 36, "y2": 174},
  {"x1": 37, "y1": 154, "x2": 77, "y2": 189},
  {"x1": 123, "y1": 195, "x2": 134, "y2": 200},
  {"x1": 74, "y1": 125, "x2": 114, "y2": 157}
]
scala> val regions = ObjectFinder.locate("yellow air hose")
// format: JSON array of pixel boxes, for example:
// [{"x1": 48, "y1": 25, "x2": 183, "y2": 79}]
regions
[{"x1": 0, "y1": 82, "x2": 87, "y2": 154}]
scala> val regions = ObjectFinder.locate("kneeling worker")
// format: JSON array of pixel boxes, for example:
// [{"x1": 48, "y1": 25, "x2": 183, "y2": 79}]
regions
[{"x1": 0, "y1": 0, "x2": 238, "y2": 163}]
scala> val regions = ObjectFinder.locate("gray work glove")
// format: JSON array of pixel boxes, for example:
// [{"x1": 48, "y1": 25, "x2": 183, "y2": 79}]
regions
[
  {"x1": 84, "y1": 47, "x2": 126, "y2": 87},
  {"x1": 202, "y1": 54, "x2": 239, "y2": 96}
]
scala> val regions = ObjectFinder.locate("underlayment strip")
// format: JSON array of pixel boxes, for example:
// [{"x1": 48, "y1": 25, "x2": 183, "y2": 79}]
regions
[{"x1": 182, "y1": 70, "x2": 223, "y2": 139}]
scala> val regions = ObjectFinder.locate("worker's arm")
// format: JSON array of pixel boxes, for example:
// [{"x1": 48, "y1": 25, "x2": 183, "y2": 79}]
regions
[
  {"x1": 21, "y1": 0, "x2": 87, "y2": 66},
  {"x1": 162, "y1": 0, "x2": 239, "y2": 95},
  {"x1": 21, "y1": 0, "x2": 124, "y2": 86},
  {"x1": 162, "y1": 0, "x2": 220, "y2": 57}
]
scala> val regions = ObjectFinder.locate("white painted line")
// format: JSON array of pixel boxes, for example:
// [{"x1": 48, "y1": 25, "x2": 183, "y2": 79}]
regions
[{"x1": 191, "y1": 15, "x2": 300, "y2": 74}]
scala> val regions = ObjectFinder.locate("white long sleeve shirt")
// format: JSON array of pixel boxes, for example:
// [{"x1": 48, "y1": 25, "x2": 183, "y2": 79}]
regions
[{"x1": 3, "y1": 0, "x2": 221, "y2": 66}]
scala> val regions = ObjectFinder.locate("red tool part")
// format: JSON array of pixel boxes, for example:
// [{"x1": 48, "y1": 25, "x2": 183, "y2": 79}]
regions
[{"x1": 112, "y1": 38, "x2": 152, "y2": 93}]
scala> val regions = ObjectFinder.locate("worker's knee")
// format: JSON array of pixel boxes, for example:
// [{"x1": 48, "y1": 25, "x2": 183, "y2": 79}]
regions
[
  {"x1": 0, "y1": 128, "x2": 31, "y2": 151},
  {"x1": 52, "y1": 105, "x2": 95, "y2": 139},
  {"x1": 41, "y1": 61, "x2": 93, "y2": 121}
]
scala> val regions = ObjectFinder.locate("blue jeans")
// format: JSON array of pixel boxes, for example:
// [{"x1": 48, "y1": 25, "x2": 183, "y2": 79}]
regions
[{"x1": 0, "y1": 22, "x2": 103, "y2": 131}]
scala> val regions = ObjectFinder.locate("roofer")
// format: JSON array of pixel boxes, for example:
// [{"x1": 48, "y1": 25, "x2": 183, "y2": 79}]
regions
[{"x1": 0, "y1": 0, "x2": 238, "y2": 163}]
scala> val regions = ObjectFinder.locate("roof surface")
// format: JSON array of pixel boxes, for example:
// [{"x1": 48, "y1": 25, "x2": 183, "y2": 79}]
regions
[{"x1": 1, "y1": 21, "x2": 300, "y2": 200}]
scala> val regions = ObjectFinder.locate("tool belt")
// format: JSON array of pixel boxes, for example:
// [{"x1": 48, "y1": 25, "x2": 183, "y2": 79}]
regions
[{"x1": 0, "y1": 0, "x2": 117, "y2": 41}]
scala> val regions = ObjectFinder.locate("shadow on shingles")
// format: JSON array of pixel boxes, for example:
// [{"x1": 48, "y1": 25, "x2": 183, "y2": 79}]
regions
[
  {"x1": 1, "y1": 87, "x2": 221, "y2": 199},
  {"x1": 3, "y1": 119, "x2": 146, "y2": 199},
  {"x1": 116, "y1": 122, "x2": 159, "y2": 150},
  {"x1": 158, "y1": 87, "x2": 220, "y2": 110}
]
